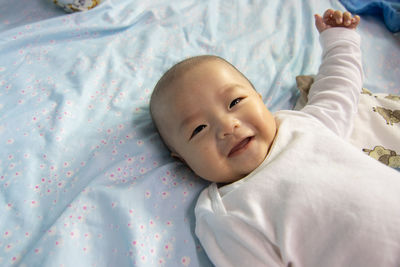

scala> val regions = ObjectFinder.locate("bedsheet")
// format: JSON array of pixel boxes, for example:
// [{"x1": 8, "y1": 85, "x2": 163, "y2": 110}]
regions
[{"x1": 1, "y1": 0, "x2": 399, "y2": 266}]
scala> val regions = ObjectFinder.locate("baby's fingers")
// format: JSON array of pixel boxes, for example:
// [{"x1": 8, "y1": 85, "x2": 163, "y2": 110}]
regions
[
  {"x1": 333, "y1": 10, "x2": 343, "y2": 24},
  {"x1": 349, "y1": 15, "x2": 361, "y2": 29},
  {"x1": 314, "y1": 14, "x2": 326, "y2": 33},
  {"x1": 323, "y1": 9, "x2": 335, "y2": 22},
  {"x1": 323, "y1": 9, "x2": 344, "y2": 26},
  {"x1": 343, "y1": 12, "x2": 352, "y2": 26},
  {"x1": 317, "y1": 9, "x2": 361, "y2": 32}
]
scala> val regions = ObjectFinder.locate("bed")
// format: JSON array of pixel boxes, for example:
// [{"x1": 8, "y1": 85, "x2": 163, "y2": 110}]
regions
[{"x1": 1, "y1": 0, "x2": 399, "y2": 266}]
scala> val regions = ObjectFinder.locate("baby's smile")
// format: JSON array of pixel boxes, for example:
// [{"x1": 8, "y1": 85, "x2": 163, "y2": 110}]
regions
[{"x1": 228, "y1": 136, "x2": 254, "y2": 157}]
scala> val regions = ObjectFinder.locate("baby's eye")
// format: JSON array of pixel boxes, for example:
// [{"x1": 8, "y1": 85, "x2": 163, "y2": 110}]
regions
[
  {"x1": 229, "y1": 98, "x2": 243, "y2": 109},
  {"x1": 190, "y1": 125, "x2": 206, "y2": 139}
]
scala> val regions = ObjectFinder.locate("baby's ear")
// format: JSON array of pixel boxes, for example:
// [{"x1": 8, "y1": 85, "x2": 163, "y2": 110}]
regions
[{"x1": 171, "y1": 152, "x2": 186, "y2": 164}]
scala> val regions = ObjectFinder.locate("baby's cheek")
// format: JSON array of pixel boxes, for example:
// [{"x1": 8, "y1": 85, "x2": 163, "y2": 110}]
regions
[
  {"x1": 192, "y1": 153, "x2": 219, "y2": 181},
  {"x1": 185, "y1": 152, "x2": 209, "y2": 175}
]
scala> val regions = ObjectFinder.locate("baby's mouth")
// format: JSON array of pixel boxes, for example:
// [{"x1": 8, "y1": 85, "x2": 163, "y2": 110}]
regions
[{"x1": 228, "y1": 136, "x2": 254, "y2": 157}]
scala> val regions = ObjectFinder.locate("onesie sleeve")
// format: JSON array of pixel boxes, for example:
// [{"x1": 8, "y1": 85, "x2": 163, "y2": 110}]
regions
[
  {"x1": 195, "y1": 184, "x2": 285, "y2": 267},
  {"x1": 301, "y1": 27, "x2": 363, "y2": 139}
]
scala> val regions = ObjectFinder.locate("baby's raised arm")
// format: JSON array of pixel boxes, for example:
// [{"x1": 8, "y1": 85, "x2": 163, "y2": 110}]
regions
[
  {"x1": 315, "y1": 9, "x2": 360, "y2": 33},
  {"x1": 301, "y1": 8, "x2": 363, "y2": 139}
]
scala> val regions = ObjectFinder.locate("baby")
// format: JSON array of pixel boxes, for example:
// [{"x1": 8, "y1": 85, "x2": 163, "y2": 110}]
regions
[{"x1": 150, "y1": 9, "x2": 400, "y2": 267}]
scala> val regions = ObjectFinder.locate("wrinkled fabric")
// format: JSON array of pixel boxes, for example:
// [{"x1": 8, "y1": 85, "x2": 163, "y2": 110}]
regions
[{"x1": 340, "y1": 0, "x2": 400, "y2": 32}]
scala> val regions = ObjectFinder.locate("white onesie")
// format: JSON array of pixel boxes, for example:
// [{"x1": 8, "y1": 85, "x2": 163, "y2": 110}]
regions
[{"x1": 195, "y1": 28, "x2": 400, "y2": 267}]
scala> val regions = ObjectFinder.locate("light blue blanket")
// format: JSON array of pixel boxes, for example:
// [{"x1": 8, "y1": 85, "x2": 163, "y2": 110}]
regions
[{"x1": 1, "y1": 0, "x2": 399, "y2": 266}]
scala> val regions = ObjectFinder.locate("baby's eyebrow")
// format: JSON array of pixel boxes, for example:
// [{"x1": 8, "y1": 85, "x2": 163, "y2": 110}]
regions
[
  {"x1": 218, "y1": 84, "x2": 251, "y2": 100},
  {"x1": 220, "y1": 84, "x2": 242, "y2": 95},
  {"x1": 179, "y1": 113, "x2": 200, "y2": 132}
]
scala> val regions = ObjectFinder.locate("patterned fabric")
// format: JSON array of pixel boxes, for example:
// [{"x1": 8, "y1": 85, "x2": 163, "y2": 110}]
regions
[
  {"x1": 0, "y1": 0, "x2": 399, "y2": 266},
  {"x1": 354, "y1": 89, "x2": 400, "y2": 171}
]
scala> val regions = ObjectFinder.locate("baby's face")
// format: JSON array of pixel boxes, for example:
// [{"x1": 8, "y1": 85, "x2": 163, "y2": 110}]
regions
[{"x1": 158, "y1": 60, "x2": 276, "y2": 183}]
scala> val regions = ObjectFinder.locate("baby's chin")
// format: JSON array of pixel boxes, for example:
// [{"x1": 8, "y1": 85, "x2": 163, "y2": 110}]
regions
[
  {"x1": 199, "y1": 168, "x2": 253, "y2": 185},
  {"x1": 193, "y1": 144, "x2": 269, "y2": 184}
]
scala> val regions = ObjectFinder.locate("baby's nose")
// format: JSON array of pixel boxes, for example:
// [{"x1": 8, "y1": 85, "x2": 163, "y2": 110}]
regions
[{"x1": 217, "y1": 117, "x2": 240, "y2": 139}]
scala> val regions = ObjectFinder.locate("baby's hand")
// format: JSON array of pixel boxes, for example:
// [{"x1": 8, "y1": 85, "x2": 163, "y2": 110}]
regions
[{"x1": 315, "y1": 9, "x2": 360, "y2": 33}]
